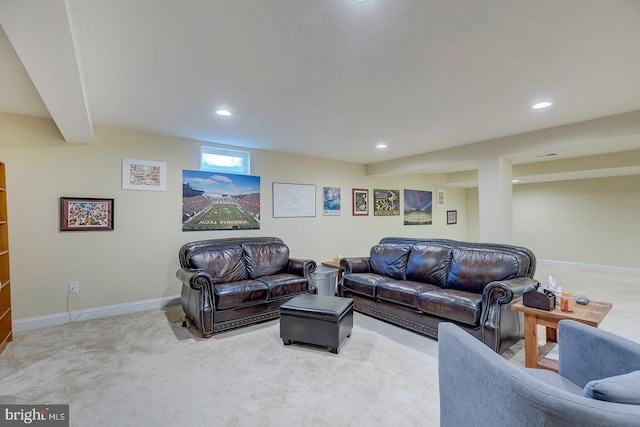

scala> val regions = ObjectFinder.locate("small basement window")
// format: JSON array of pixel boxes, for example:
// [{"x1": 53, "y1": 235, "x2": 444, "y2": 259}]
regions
[{"x1": 200, "y1": 146, "x2": 250, "y2": 175}]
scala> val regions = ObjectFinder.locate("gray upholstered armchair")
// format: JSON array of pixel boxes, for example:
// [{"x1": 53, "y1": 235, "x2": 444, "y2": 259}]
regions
[{"x1": 438, "y1": 321, "x2": 640, "y2": 427}]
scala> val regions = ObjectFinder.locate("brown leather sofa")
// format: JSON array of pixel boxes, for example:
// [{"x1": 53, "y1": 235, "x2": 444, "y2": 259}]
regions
[
  {"x1": 338, "y1": 237, "x2": 538, "y2": 353},
  {"x1": 177, "y1": 237, "x2": 317, "y2": 338}
]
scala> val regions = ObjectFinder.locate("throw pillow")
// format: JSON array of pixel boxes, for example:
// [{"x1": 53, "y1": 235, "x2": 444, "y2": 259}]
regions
[{"x1": 583, "y1": 370, "x2": 640, "y2": 404}]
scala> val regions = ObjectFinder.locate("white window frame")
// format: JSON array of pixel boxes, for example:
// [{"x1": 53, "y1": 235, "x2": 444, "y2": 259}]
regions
[{"x1": 200, "y1": 146, "x2": 251, "y2": 175}]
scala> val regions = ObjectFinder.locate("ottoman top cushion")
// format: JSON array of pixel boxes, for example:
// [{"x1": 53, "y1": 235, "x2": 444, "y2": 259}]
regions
[{"x1": 281, "y1": 294, "x2": 353, "y2": 321}]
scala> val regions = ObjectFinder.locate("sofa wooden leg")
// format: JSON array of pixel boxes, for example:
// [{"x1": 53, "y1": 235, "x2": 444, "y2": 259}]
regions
[{"x1": 202, "y1": 333, "x2": 213, "y2": 339}]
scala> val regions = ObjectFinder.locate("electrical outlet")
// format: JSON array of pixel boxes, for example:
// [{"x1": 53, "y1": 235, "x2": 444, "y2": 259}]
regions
[{"x1": 69, "y1": 281, "x2": 79, "y2": 293}]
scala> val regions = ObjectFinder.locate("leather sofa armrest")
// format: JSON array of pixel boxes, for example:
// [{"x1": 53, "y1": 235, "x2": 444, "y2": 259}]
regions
[
  {"x1": 480, "y1": 277, "x2": 539, "y2": 352},
  {"x1": 287, "y1": 258, "x2": 317, "y2": 279},
  {"x1": 176, "y1": 268, "x2": 214, "y2": 291},
  {"x1": 340, "y1": 257, "x2": 371, "y2": 274},
  {"x1": 482, "y1": 277, "x2": 539, "y2": 306}
]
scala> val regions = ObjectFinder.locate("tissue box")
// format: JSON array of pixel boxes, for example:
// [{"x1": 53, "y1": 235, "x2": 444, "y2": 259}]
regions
[{"x1": 523, "y1": 290, "x2": 556, "y2": 311}]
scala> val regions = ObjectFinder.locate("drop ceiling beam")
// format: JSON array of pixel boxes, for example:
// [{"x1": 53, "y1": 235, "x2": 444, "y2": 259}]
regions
[{"x1": 0, "y1": 0, "x2": 93, "y2": 143}]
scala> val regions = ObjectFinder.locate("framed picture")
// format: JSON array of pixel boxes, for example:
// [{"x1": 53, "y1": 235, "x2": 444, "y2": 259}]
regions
[
  {"x1": 273, "y1": 182, "x2": 316, "y2": 218},
  {"x1": 403, "y1": 189, "x2": 432, "y2": 225},
  {"x1": 60, "y1": 197, "x2": 114, "y2": 231},
  {"x1": 447, "y1": 210, "x2": 457, "y2": 225},
  {"x1": 323, "y1": 187, "x2": 341, "y2": 216},
  {"x1": 182, "y1": 170, "x2": 261, "y2": 231},
  {"x1": 437, "y1": 189, "x2": 446, "y2": 208},
  {"x1": 352, "y1": 188, "x2": 369, "y2": 216},
  {"x1": 373, "y1": 189, "x2": 400, "y2": 216},
  {"x1": 122, "y1": 158, "x2": 167, "y2": 191}
]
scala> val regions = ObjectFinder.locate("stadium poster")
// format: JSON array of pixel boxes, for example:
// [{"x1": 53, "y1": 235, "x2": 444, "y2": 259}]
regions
[
  {"x1": 182, "y1": 170, "x2": 260, "y2": 231},
  {"x1": 373, "y1": 189, "x2": 400, "y2": 216},
  {"x1": 403, "y1": 189, "x2": 432, "y2": 225}
]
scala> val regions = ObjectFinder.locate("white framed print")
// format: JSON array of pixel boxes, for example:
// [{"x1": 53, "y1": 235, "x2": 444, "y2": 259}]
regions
[
  {"x1": 437, "y1": 189, "x2": 446, "y2": 208},
  {"x1": 273, "y1": 182, "x2": 316, "y2": 218},
  {"x1": 122, "y1": 159, "x2": 167, "y2": 191}
]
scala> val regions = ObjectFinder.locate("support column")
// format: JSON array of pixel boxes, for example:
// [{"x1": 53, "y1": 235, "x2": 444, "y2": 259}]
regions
[{"x1": 477, "y1": 156, "x2": 513, "y2": 243}]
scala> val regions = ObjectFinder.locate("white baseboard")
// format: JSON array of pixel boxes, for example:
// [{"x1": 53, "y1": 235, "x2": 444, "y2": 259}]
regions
[
  {"x1": 538, "y1": 259, "x2": 640, "y2": 275},
  {"x1": 13, "y1": 295, "x2": 181, "y2": 332}
]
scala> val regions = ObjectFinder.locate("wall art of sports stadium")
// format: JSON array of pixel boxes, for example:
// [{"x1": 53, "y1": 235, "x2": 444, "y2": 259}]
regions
[
  {"x1": 182, "y1": 170, "x2": 260, "y2": 231},
  {"x1": 403, "y1": 189, "x2": 432, "y2": 225}
]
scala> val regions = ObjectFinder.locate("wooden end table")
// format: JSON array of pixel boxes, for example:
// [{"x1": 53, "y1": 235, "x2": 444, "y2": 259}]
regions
[{"x1": 511, "y1": 299, "x2": 612, "y2": 372}]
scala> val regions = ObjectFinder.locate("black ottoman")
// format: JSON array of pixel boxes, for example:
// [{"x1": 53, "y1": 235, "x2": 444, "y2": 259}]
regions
[{"x1": 280, "y1": 294, "x2": 354, "y2": 354}]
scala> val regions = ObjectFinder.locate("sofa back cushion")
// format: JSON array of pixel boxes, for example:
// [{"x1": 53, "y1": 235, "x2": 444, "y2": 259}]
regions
[
  {"x1": 186, "y1": 245, "x2": 247, "y2": 284},
  {"x1": 445, "y1": 248, "x2": 521, "y2": 293},
  {"x1": 369, "y1": 244, "x2": 411, "y2": 280},
  {"x1": 405, "y1": 244, "x2": 452, "y2": 287},
  {"x1": 243, "y1": 242, "x2": 289, "y2": 279}
]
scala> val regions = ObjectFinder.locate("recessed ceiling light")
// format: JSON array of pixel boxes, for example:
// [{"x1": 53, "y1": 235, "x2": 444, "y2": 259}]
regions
[
  {"x1": 512, "y1": 179, "x2": 520, "y2": 183},
  {"x1": 215, "y1": 109, "x2": 232, "y2": 117},
  {"x1": 376, "y1": 143, "x2": 387, "y2": 149},
  {"x1": 531, "y1": 101, "x2": 552, "y2": 110}
]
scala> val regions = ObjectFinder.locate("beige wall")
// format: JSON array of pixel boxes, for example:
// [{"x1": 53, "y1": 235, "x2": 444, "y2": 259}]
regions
[
  {"x1": 512, "y1": 177, "x2": 640, "y2": 269},
  {"x1": 0, "y1": 113, "x2": 466, "y2": 320},
  {"x1": 6, "y1": 112, "x2": 635, "y2": 322},
  {"x1": 466, "y1": 176, "x2": 640, "y2": 269}
]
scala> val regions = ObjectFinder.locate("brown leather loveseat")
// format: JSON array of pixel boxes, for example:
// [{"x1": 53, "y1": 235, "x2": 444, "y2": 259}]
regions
[
  {"x1": 177, "y1": 237, "x2": 317, "y2": 338},
  {"x1": 338, "y1": 237, "x2": 538, "y2": 353}
]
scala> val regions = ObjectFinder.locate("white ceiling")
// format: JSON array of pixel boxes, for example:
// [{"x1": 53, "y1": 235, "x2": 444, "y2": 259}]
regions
[{"x1": 2, "y1": 0, "x2": 640, "y2": 181}]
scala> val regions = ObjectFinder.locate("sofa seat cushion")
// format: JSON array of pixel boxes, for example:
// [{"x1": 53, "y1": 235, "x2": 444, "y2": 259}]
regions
[
  {"x1": 524, "y1": 368, "x2": 584, "y2": 396},
  {"x1": 214, "y1": 280, "x2": 269, "y2": 310},
  {"x1": 259, "y1": 274, "x2": 310, "y2": 299},
  {"x1": 376, "y1": 280, "x2": 441, "y2": 309},
  {"x1": 417, "y1": 289, "x2": 482, "y2": 326},
  {"x1": 342, "y1": 273, "x2": 389, "y2": 298}
]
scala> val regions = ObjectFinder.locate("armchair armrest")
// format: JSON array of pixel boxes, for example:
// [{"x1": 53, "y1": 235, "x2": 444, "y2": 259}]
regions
[
  {"x1": 287, "y1": 258, "x2": 316, "y2": 278},
  {"x1": 176, "y1": 268, "x2": 214, "y2": 291},
  {"x1": 439, "y1": 322, "x2": 640, "y2": 427},
  {"x1": 177, "y1": 268, "x2": 216, "y2": 336},
  {"x1": 340, "y1": 257, "x2": 371, "y2": 274},
  {"x1": 559, "y1": 320, "x2": 640, "y2": 388}
]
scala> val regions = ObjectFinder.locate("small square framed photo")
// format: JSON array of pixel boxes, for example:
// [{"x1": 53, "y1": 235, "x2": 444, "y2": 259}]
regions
[
  {"x1": 447, "y1": 210, "x2": 457, "y2": 225},
  {"x1": 60, "y1": 197, "x2": 114, "y2": 231},
  {"x1": 352, "y1": 188, "x2": 369, "y2": 216}
]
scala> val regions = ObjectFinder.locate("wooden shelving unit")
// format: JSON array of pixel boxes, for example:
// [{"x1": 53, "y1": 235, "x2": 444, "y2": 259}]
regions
[{"x1": 0, "y1": 161, "x2": 11, "y2": 354}]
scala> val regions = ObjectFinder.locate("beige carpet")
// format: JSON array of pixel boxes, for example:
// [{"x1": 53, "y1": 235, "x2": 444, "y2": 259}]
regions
[
  {"x1": 1, "y1": 261, "x2": 638, "y2": 427},
  {"x1": 0, "y1": 306, "x2": 442, "y2": 427}
]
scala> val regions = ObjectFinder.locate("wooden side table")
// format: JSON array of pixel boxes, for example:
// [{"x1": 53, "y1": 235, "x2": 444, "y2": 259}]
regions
[{"x1": 511, "y1": 300, "x2": 612, "y2": 372}]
